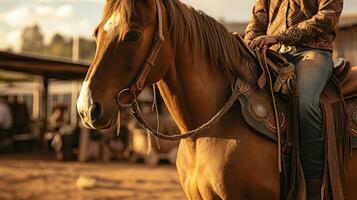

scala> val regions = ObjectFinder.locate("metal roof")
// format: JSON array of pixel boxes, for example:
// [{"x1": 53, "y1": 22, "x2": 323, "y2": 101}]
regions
[{"x1": 0, "y1": 51, "x2": 89, "y2": 80}]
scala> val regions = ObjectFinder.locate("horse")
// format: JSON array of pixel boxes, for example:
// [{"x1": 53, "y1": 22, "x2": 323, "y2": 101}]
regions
[{"x1": 76, "y1": 0, "x2": 357, "y2": 199}]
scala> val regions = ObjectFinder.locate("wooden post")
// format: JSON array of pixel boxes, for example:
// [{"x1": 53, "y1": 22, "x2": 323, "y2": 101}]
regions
[
  {"x1": 71, "y1": 34, "x2": 80, "y2": 125},
  {"x1": 78, "y1": 125, "x2": 90, "y2": 162},
  {"x1": 72, "y1": 34, "x2": 79, "y2": 62},
  {"x1": 41, "y1": 77, "x2": 49, "y2": 146},
  {"x1": 71, "y1": 81, "x2": 80, "y2": 125},
  {"x1": 32, "y1": 80, "x2": 40, "y2": 119}
]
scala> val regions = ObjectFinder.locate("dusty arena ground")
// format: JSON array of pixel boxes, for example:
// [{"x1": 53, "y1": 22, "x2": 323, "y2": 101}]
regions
[{"x1": 0, "y1": 153, "x2": 186, "y2": 200}]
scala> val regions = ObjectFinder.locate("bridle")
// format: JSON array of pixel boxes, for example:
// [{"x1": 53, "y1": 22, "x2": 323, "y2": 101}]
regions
[
  {"x1": 110, "y1": 0, "x2": 283, "y2": 174},
  {"x1": 114, "y1": 0, "x2": 249, "y2": 140},
  {"x1": 116, "y1": 0, "x2": 164, "y2": 108}
]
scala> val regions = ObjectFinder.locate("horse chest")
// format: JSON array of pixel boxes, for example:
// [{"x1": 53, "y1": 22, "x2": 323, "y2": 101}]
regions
[
  {"x1": 177, "y1": 163, "x2": 226, "y2": 200},
  {"x1": 176, "y1": 138, "x2": 240, "y2": 199}
]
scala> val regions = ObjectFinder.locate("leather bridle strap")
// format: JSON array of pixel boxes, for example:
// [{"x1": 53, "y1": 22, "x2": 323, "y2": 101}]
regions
[
  {"x1": 130, "y1": 0, "x2": 164, "y2": 93},
  {"x1": 129, "y1": 79, "x2": 250, "y2": 140},
  {"x1": 117, "y1": 0, "x2": 164, "y2": 108},
  {"x1": 256, "y1": 48, "x2": 282, "y2": 173}
]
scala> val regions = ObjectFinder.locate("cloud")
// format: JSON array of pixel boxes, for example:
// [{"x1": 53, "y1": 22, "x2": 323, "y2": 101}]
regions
[
  {"x1": 182, "y1": 0, "x2": 254, "y2": 22},
  {"x1": 0, "y1": 3, "x2": 90, "y2": 50},
  {"x1": 0, "y1": 30, "x2": 9, "y2": 49},
  {"x1": 56, "y1": 4, "x2": 74, "y2": 18},
  {"x1": 34, "y1": 5, "x2": 54, "y2": 16},
  {"x1": 2, "y1": 7, "x2": 32, "y2": 28},
  {"x1": 6, "y1": 30, "x2": 21, "y2": 51},
  {"x1": 1, "y1": 5, "x2": 57, "y2": 28}
]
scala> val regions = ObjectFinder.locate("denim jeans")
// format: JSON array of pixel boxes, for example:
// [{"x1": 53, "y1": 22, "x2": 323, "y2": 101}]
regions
[{"x1": 283, "y1": 47, "x2": 334, "y2": 179}]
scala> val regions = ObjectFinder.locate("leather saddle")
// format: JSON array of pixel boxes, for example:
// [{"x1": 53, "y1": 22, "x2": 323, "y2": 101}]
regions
[
  {"x1": 337, "y1": 59, "x2": 357, "y2": 148},
  {"x1": 233, "y1": 35, "x2": 356, "y2": 199},
  {"x1": 235, "y1": 35, "x2": 357, "y2": 148}
]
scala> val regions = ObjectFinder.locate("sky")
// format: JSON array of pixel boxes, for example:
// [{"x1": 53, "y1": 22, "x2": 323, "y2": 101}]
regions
[{"x1": 0, "y1": 0, "x2": 356, "y2": 51}]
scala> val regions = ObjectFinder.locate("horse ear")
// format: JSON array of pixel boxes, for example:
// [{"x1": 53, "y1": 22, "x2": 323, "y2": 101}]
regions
[
  {"x1": 141, "y1": 0, "x2": 154, "y2": 3},
  {"x1": 137, "y1": 0, "x2": 156, "y2": 8}
]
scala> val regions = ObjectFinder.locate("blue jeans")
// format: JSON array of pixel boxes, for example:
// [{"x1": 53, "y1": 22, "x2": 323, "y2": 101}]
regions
[{"x1": 283, "y1": 48, "x2": 334, "y2": 179}]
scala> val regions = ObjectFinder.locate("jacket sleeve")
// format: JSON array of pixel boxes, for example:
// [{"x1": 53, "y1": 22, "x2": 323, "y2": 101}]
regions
[
  {"x1": 276, "y1": 0, "x2": 343, "y2": 45},
  {"x1": 244, "y1": 0, "x2": 269, "y2": 44}
]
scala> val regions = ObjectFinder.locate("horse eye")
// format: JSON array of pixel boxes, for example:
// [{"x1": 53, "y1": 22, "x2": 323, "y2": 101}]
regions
[
  {"x1": 93, "y1": 27, "x2": 99, "y2": 39},
  {"x1": 124, "y1": 31, "x2": 142, "y2": 43}
]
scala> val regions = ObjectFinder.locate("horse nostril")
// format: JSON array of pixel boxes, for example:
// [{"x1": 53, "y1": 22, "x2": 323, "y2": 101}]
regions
[
  {"x1": 78, "y1": 109, "x2": 85, "y2": 119},
  {"x1": 89, "y1": 103, "x2": 102, "y2": 122}
]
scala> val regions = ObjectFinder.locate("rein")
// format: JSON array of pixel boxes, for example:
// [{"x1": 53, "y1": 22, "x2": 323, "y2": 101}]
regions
[
  {"x1": 128, "y1": 79, "x2": 249, "y2": 140},
  {"x1": 115, "y1": 0, "x2": 249, "y2": 140}
]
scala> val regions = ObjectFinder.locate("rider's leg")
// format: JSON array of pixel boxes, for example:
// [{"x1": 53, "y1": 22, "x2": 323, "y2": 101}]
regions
[
  {"x1": 292, "y1": 49, "x2": 334, "y2": 199},
  {"x1": 295, "y1": 49, "x2": 333, "y2": 179}
]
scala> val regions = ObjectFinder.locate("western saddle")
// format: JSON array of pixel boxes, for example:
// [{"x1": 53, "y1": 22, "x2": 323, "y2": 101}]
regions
[
  {"x1": 234, "y1": 35, "x2": 357, "y2": 148},
  {"x1": 233, "y1": 34, "x2": 357, "y2": 200}
]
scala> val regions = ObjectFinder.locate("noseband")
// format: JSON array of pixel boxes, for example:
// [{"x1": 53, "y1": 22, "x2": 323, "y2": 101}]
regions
[{"x1": 116, "y1": 0, "x2": 164, "y2": 108}]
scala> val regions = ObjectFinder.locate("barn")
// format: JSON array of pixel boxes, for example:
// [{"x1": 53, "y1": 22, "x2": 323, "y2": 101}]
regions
[{"x1": 334, "y1": 14, "x2": 357, "y2": 65}]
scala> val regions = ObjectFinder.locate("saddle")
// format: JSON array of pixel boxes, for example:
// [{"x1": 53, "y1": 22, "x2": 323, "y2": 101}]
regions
[
  {"x1": 239, "y1": 57, "x2": 357, "y2": 144},
  {"x1": 235, "y1": 35, "x2": 357, "y2": 148},
  {"x1": 234, "y1": 35, "x2": 357, "y2": 200}
]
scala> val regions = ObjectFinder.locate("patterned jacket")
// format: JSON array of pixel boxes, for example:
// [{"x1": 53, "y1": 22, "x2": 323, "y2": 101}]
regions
[{"x1": 244, "y1": 0, "x2": 343, "y2": 51}]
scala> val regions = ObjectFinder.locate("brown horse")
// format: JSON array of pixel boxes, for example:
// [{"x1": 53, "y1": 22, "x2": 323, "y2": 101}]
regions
[{"x1": 77, "y1": 0, "x2": 357, "y2": 199}]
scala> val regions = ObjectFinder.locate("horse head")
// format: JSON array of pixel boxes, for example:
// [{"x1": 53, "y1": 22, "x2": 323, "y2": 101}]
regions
[{"x1": 77, "y1": 0, "x2": 171, "y2": 129}]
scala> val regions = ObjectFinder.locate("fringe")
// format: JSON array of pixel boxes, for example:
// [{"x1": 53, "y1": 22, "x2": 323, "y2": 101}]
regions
[
  {"x1": 152, "y1": 84, "x2": 161, "y2": 150},
  {"x1": 322, "y1": 77, "x2": 348, "y2": 200},
  {"x1": 285, "y1": 91, "x2": 306, "y2": 200},
  {"x1": 147, "y1": 130, "x2": 153, "y2": 155},
  {"x1": 116, "y1": 110, "x2": 121, "y2": 136},
  {"x1": 322, "y1": 105, "x2": 332, "y2": 200},
  {"x1": 147, "y1": 84, "x2": 161, "y2": 155},
  {"x1": 332, "y1": 102, "x2": 349, "y2": 196}
]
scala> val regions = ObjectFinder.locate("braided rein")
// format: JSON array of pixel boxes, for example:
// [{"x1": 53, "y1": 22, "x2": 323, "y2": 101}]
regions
[{"x1": 122, "y1": 79, "x2": 249, "y2": 141}]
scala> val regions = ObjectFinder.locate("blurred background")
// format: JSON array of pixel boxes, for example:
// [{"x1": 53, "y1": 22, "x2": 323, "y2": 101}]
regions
[{"x1": 0, "y1": 0, "x2": 356, "y2": 200}]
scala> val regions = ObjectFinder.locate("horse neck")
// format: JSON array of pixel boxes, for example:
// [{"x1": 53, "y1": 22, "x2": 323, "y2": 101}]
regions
[
  {"x1": 157, "y1": 54, "x2": 233, "y2": 133},
  {"x1": 156, "y1": 0, "x2": 256, "y2": 133}
]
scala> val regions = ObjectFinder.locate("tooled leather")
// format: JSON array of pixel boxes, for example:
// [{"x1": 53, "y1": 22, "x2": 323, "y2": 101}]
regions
[
  {"x1": 342, "y1": 66, "x2": 357, "y2": 100},
  {"x1": 238, "y1": 76, "x2": 357, "y2": 148},
  {"x1": 238, "y1": 87, "x2": 288, "y2": 142},
  {"x1": 346, "y1": 100, "x2": 357, "y2": 148}
]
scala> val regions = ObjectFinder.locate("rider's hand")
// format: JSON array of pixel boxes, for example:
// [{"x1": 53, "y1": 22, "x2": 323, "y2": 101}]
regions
[{"x1": 249, "y1": 35, "x2": 279, "y2": 50}]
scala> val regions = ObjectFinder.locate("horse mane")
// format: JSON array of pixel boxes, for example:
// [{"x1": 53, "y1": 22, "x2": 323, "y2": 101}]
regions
[
  {"x1": 102, "y1": 0, "x2": 257, "y2": 84},
  {"x1": 101, "y1": 0, "x2": 135, "y2": 39},
  {"x1": 163, "y1": 0, "x2": 257, "y2": 83}
]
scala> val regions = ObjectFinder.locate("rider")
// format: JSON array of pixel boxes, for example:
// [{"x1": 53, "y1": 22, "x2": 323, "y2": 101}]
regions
[{"x1": 244, "y1": 0, "x2": 343, "y2": 199}]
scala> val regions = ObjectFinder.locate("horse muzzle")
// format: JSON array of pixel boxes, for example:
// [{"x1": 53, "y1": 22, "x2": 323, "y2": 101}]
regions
[
  {"x1": 77, "y1": 101, "x2": 109, "y2": 129},
  {"x1": 77, "y1": 82, "x2": 113, "y2": 129}
]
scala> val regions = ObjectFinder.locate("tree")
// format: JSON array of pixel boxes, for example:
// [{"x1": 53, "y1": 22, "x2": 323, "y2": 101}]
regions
[
  {"x1": 20, "y1": 24, "x2": 96, "y2": 61},
  {"x1": 20, "y1": 24, "x2": 45, "y2": 54},
  {"x1": 46, "y1": 33, "x2": 72, "y2": 58},
  {"x1": 78, "y1": 38, "x2": 96, "y2": 61},
  {"x1": 46, "y1": 34, "x2": 96, "y2": 60}
]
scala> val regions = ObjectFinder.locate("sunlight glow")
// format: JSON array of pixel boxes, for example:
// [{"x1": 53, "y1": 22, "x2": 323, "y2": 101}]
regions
[{"x1": 103, "y1": 13, "x2": 120, "y2": 33}]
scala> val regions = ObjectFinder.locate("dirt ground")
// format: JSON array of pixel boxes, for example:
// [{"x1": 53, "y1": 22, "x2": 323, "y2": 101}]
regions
[{"x1": 0, "y1": 153, "x2": 186, "y2": 200}]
